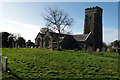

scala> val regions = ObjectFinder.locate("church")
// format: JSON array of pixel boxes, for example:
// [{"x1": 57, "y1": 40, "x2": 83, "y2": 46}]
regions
[{"x1": 35, "y1": 6, "x2": 103, "y2": 51}]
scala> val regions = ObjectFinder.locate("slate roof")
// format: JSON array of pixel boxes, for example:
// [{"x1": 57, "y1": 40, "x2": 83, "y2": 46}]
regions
[
  {"x1": 35, "y1": 31, "x2": 91, "y2": 42},
  {"x1": 35, "y1": 32, "x2": 45, "y2": 40},
  {"x1": 48, "y1": 32, "x2": 91, "y2": 42},
  {"x1": 41, "y1": 34, "x2": 45, "y2": 38},
  {"x1": 73, "y1": 32, "x2": 91, "y2": 41},
  {"x1": 49, "y1": 32, "x2": 66, "y2": 42},
  {"x1": 49, "y1": 32, "x2": 66, "y2": 37}
]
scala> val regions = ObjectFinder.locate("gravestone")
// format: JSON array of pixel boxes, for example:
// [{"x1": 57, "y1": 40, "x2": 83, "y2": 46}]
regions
[
  {"x1": 107, "y1": 48, "x2": 110, "y2": 52},
  {"x1": 16, "y1": 45, "x2": 20, "y2": 49},
  {"x1": 96, "y1": 48, "x2": 100, "y2": 54},
  {"x1": 102, "y1": 47, "x2": 106, "y2": 52},
  {"x1": 31, "y1": 46, "x2": 33, "y2": 48},
  {"x1": 87, "y1": 47, "x2": 93, "y2": 53},
  {"x1": 74, "y1": 48, "x2": 78, "y2": 51},
  {"x1": 3, "y1": 56, "x2": 8, "y2": 71},
  {"x1": 115, "y1": 48, "x2": 118, "y2": 52},
  {"x1": 82, "y1": 47, "x2": 86, "y2": 51}
]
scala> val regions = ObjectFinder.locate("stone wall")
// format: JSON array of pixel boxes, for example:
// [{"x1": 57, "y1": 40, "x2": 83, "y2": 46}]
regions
[{"x1": 84, "y1": 6, "x2": 103, "y2": 51}]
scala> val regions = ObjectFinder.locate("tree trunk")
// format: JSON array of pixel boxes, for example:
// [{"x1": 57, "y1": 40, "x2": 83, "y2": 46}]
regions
[{"x1": 58, "y1": 29, "x2": 61, "y2": 49}]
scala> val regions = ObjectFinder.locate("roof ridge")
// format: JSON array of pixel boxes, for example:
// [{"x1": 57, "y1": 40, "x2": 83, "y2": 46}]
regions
[
  {"x1": 84, "y1": 32, "x2": 91, "y2": 41},
  {"x1": 72, "y1": 32, "x2": 91, "y2": 41}
]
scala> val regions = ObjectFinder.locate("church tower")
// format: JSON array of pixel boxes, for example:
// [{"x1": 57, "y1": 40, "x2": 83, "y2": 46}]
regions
[{"x1": 84, "y1": 6, "x2": 103, "y2": 51}]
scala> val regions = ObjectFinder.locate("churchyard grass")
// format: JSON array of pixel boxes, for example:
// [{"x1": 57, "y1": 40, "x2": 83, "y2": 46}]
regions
[{"x1": 2, "y1": 48, "x2": 119, "y2": 79}]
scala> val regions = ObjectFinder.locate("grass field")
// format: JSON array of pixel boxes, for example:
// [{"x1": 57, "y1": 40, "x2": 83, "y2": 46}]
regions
[{"x1": 1, "y1": 48, "x2": 119, "y2": 79}]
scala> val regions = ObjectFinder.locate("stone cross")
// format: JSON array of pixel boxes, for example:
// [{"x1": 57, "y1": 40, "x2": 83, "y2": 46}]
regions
[{"x1": 3, "y1": 56, "x2": 8, "y2": 71}]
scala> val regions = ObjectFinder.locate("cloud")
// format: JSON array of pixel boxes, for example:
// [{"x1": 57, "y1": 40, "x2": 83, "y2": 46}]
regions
[
  {"x1": 6, "y1": 19, "x2": 43, "y2": 33},
  {"x1": 1, "y1": 19, "x2": 44, "y2": 42},
  {"x1": 103, "y1": 27, "x2": 118, "y2": 45}
]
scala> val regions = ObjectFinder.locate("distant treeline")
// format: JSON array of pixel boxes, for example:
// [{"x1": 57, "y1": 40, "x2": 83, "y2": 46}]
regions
[
  {"x1": 0, "y1": 32, "x2": 34, "y2": 48},
  {"x1": 0, "y1": 32, "x2": 119, "y2": 50}
]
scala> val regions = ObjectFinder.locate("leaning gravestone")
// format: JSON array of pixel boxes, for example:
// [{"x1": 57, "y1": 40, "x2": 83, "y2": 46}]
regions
[
  {"x1": 87, "y1": 47, "x2": 93, "y2": 53},
  {"x1": 3, "y1": 56, "x2": 8, "y2": 71}
]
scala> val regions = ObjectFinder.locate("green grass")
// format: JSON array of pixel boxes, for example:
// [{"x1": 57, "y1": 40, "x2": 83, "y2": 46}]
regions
[{"x1": 1, "y1": 48, "x2": 119, "y2": 79}]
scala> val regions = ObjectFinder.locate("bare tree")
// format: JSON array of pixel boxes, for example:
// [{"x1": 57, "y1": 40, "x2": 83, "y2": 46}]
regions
[
  {"x1": 43, "y1": 7, "x2": 74, "y2": 49},
  {"x1": 40, "y1": 27, "x2": 54, "y2": 34}
]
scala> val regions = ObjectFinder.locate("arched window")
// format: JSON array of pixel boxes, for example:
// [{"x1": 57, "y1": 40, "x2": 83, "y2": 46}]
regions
[
  {"x1": 44, "y1": 36, "x2": 51, "y2": 48},
  {"x1": 37, "y1": 38, "x2": 41, "y2": 45}
]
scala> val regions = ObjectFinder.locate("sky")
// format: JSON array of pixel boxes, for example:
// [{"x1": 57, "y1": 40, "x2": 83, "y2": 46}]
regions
[{"x1": 0, "y1": 2, "x2": 118, "y2": 44}]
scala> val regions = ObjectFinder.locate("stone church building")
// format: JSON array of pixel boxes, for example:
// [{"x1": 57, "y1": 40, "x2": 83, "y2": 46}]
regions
[{"x1": 35, "y1": 6, "x2": 103, "y2": 51}]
